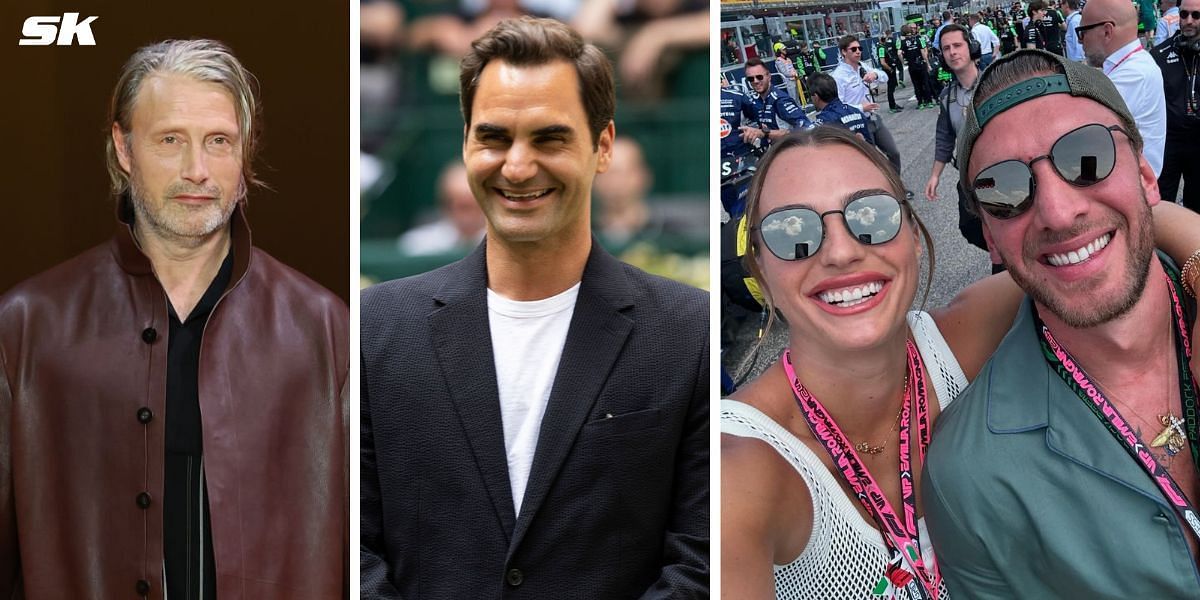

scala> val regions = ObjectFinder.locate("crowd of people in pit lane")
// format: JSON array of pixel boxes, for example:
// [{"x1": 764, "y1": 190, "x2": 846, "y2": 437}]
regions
[{"x1": 721, "y1": 0, "x2": 1197, "y2": 220}]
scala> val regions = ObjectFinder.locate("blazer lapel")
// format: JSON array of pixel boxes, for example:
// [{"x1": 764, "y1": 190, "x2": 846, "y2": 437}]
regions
[
  {"x1": 508, "y1": 242, "x2": 634, "y2": 555},
  {"x1": 429, "y1": 244, "x2": 518, "y2": 539}
]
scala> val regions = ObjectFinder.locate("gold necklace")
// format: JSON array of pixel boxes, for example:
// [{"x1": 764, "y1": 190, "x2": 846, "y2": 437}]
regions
[
  {"x1": 1096, "y1": 357, "x2": 1185, "y2": 458},
  {"x1": 854, "y1": 371, "x2": 909, "y2": 455}
]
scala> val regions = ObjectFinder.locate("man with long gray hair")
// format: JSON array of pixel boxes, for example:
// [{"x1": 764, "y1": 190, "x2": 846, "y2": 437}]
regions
[{"x1": 0, "y1": 39, "x2": 348, "y2": 599}]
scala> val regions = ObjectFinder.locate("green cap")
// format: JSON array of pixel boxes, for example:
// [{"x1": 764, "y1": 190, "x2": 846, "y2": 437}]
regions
[{"x1": 955, "y1": 49, "x2": 1141, "y2": 182}]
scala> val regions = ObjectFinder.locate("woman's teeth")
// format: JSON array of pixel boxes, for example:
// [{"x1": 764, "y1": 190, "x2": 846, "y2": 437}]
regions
[{"x1": 818, "y1": 281, "x2": 884, "y2": 307}]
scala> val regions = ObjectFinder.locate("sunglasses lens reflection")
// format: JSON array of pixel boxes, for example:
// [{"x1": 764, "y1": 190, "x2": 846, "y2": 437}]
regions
[
  {"x1": 758, "y1": 195, "x2": 903, "y2": 260},
  {"x1": 972, "y1": 125, "x2": 1117, "y2": 219}
]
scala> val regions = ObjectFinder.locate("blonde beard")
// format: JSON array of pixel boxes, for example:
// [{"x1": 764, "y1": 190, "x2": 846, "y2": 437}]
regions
[{"x1": 128, "y1": 168, "x2": 243, "y2": 248}]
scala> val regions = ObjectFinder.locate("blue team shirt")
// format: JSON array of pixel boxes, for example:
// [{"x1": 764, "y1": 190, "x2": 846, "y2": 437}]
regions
[
  {"x1": 814, "y1": 99, "x2": 875, "y2": 144},
  {"x1": 720, "y1": 87, "x2": 759, "y2": 157},
  {"x1": 748, "y1": 88, "x2": 814, "y2": 132}
]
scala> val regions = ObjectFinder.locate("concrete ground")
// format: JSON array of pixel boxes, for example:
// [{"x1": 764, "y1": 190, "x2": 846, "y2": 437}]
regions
[{"x1": 722, "y1": 90, "x2": 995, "y2": 384}]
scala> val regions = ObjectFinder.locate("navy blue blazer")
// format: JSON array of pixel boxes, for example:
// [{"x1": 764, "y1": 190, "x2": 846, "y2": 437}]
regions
[{"x1": 360, "y1": 240, "x2": 709, "y2": 599}]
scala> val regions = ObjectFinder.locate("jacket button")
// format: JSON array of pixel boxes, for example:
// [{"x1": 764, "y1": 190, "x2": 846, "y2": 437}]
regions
[
  {"x1": 136, "y1": 579, "x2": 151, "y2": 595},
  {"x1": 136, "y1": 407, "x2": 153, "y2": 424},
  {"x1": 141, "y1": 327, "x2": 157, "y2": 344},
  {"x1": 136, "y1": 492, "x2": 152, "y2": 509},
  {"x1": 505, "y1": 568, "x2": 524, "y2": 587}
]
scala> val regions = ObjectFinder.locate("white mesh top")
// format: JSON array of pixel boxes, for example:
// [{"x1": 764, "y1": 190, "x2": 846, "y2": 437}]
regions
[{"x1": 722, "y1": 311, "x2": 967, "y2": 600}]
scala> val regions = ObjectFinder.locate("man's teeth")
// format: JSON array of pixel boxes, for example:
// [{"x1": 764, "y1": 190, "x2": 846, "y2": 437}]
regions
[
  {"x1": 501, "y1": 189, "x2": 550, "y2": 200},
  {"x1": 1045, "y1": 233, "x2": 1111, "y2": 267},
  {"x1": 818, "y1": 281, "x2": 884, "y2": 307}
]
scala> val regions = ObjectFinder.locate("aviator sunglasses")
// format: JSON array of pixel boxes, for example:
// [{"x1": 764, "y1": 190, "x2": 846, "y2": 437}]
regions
[
  {"x1": 753, "y1": 193, "x2": 905, "y2": 260},
  {"x1": 967, "y1": 123, "x2": 1130, "y2": 220}
]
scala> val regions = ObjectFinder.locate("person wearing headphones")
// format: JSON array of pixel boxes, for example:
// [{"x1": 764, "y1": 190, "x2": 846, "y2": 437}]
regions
[{"x1": 924, "y1": 24, "x2": 995, "y2": 268}]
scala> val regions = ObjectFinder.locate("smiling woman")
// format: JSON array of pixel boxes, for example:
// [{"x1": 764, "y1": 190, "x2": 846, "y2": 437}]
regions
[{"x1": 720, "y1": 126, "x2": 1029, "y2": 600}]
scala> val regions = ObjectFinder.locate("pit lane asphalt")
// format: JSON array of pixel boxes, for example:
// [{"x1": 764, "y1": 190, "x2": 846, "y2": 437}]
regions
[{"x1": 722, "y1": 90, "x2": 995, "y2": 383}]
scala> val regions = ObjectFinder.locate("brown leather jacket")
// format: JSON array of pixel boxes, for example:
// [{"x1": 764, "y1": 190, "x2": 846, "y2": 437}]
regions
[{"x1": 0, "y1": 206, "x2": 349, "y2": 599}]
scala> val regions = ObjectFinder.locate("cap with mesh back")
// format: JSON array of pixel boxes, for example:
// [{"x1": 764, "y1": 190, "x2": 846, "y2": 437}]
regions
[{"x1": 955, "y1": 49, "x2": 1142, "y2": 186}]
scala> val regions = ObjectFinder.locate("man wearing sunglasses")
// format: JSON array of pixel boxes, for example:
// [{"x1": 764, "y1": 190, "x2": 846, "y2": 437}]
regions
[
  {"x1": 740, "y1": 58, "x2": 814, "y2": 148},
  {"x1": 1150, "y1": 0, "x2": 1200, "y2": 210},
  {"x1": 834, "y1": 35, "x2": 903, "y2": 172},
  {"x1": 923, "y1": 49, "x2": 1200, "y2": 596},
  {"x1": 1079, "y1": 0, "x2": 1166, "y2": 177}
]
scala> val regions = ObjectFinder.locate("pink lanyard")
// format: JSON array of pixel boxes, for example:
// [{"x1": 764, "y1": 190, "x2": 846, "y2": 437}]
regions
[
  {"x1": 1105, "y1": 45, "x2": 1143, "y2": 76},
  {"x1": 782, "y1": 340, "x2": 940, "y2": 599}
]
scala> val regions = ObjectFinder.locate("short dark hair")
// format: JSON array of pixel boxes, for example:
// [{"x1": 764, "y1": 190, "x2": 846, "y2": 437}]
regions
[
  {"x1": 1028, "y1": 0, "x2": 1047, "y2": 12},
  {"x1": 838, "y1": 35, "x2": 860, "y2": 50},
  {"x1": 939, "y1": 24, "x2": 973, "y2": 50},
  {"x1": 460, "y1": 17, "x2": 614, "y2": 147},
  {"x1": 808, "y1": 72, "x2": 839, "y2": 102},
  {"x1": 744, "y1": 57, "x2": 767, "y2": 71}
]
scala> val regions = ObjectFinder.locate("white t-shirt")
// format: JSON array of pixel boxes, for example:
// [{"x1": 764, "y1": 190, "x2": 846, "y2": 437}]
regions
[
  {"x1": 487, "y1": 283, "x2": 581, "y2": 517},
  {"x1": 971, "y1": 23, "x2": 1001, "y2": 56}
]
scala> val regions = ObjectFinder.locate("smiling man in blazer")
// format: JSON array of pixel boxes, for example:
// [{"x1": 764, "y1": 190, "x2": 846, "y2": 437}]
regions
[{"x1": 360, "y1": 16, "x2": 709, "y2": 599}]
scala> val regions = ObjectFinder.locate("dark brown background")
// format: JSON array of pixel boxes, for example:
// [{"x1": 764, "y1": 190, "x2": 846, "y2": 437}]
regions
[{"x1": 1, "y1": 0, "x2": 350, "y2": 303}]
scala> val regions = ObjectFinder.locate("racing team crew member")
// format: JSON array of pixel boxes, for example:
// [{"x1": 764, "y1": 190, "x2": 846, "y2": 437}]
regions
[
  {"x1": 877, "y1": 32, "x2": 904, "y2": 112},
  {"x1": 740, "y1": 57, "x2": 814, "y2": 147},
  {"x1": 1151, "y1": 6, "x2": 1200, "y2": 210},
  {"x1": 999, "y1": 16, "x2": 1020, "y2": 53},
  {"x1": 719, "y1": 77, "x2": 760, "y2": 159},
  {"x1": 719, "y1": 78, "x2": 762, "y2": 217},
  {"x1": 809, "y1": 72, "x2": 875, "y2": 143},
  {"x1": 832, "y1": 35, "x2": 903, "y2": 173},
  {"x1": 794, "y1": 41, "x2": 827, "y2": 92},
  {"x1": 900, "y1": 23, "x2": 936, "y2": 109}
]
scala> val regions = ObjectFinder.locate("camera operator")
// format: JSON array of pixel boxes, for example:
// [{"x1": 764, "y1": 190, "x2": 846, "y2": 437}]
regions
[
  {"x1": 1151, "y1": 1, "x2": 1200, "y2": 209},
  {"x1": 923, "y1": 24, "x2": 999, "y2": 270}
]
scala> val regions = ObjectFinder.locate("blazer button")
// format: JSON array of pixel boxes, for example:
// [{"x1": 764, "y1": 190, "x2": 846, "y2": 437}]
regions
[
  {"x1": 137, "y1": 407, "x2": 154, "y2": 424},
  {"x1": 141, "y1": 327, "x2": 157, "y2": 344},
  {"x1": 135, "y1": 579, "x2": 151, "y2": 595},
  {"x1": 136, "y1": 492, "x2": 152, "y2": 509},
  {"x1": 505, "y1": 568, "x2": 524, "y2": 587}
]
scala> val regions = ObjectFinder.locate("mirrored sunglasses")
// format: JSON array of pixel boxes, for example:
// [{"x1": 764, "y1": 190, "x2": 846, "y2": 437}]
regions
[
  {"x1": 967, "y1": 123, "x2": 1129, "y2": 219},
  {"x1": 754, "y1": 194, "x2": 905, "y2": 260}
]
